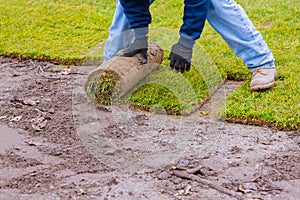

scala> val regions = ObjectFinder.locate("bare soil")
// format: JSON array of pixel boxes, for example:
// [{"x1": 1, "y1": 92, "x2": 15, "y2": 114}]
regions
[{"x1": 0, "y1": 56, "x2": 299, "y2": 200}]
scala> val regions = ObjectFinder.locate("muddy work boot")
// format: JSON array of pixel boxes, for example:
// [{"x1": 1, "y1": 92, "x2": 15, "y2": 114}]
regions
[
  {"x1": 250, "y1": 68, "x2": 277, "y2": 91},
  {"x1": 118, "y1": 38, "x2": 148, "y2": 64}
]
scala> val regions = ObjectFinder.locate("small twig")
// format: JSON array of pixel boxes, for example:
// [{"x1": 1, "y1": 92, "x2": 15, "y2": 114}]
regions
[
  {"x1": 28, "y1": 59, "x2": 36, "y2": 70},
  {"x1": 30, "y1": 59, "x2": 61, "y2": 79},
  {"x1": 40, "y1": 74, "x2": 68, "y2": 80},
  {"x1": 68, "y1": 72, "x2": 88, "y2": 75},
  {"x1": 172, "y1": 170, "x2": 243, "y2": 200},
  {"x1": 186, "y1": 165, "x2": 203, "y2": 174},
  {"x1": 157, "y1": 126, "x2": 164, "y2": 133},
  {"x1": 252, "y1": 165, "x2": 263, "y2": 182},
  {"x1": 142, "y1": 194, "x2": 149, "y2": 199},
  {"x1": 38, "y1": 65, "x2": 44, "y2": 73},
  {"x1": 259, "y1": 187, "x2": 283, "y2": 192},
  {"x1": 30, "y1": 59, "x2": 44, "y2": 73},
  {"x1": 30, "y1": 59, "x2": 84, "y2": 78}
]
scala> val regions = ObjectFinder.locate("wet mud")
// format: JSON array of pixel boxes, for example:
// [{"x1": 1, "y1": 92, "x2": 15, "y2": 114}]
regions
[{"x1": 0, "y1": 56, "x2": 299, "y2": 200}]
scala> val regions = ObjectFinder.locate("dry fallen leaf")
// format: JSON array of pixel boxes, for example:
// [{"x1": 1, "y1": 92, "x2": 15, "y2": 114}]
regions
[
  {"x1": 176, "y1": 189, "x2": 185, "y2": 196},
  {"x1": 242, "y1": 182, "x2": 259, "y2": 190},
  {"x1": 184, "y1": 185, "x2": 192, "y2": 195},
  {"x1": 23, "y1": 99, "x2": 40, "y2": 106},
  {"x1": 261, "y1": 21, "x2": 274, "y2": 29},
  {"x1": 0, "y1": 116, "x2": 7, "y2": 120},
  {"x1": 31, "y1": 119, "x2": 47, "y2": 131},
  {"x1": 61, "y1": 67, "x2": 72, "y2": 75},
  {"x1": 238, "y1": 184, "x2": 252, "y2": 193},
  {"x1": 25, "y1": 140, "x2": 43, "y2": 146},
  {"x1": 238, "y1": 182, "x2": 259, "y2": 194},
  {"x1": 10, "y1": 116, "x2": 22, "y2": 122}
]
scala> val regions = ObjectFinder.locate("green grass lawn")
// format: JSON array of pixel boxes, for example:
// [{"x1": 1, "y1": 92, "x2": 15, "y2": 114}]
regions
[
  {"x1": 1, "y1": 0, "x2": 299, "y2": 130},
  {"x1": 0, "y1": 0, "x2": 113, "y2": 62}
]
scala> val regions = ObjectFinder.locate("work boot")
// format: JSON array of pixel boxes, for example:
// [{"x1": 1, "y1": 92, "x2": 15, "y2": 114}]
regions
[{"x1": 250, "y1": 68, "x2": 277, "y2": 91}]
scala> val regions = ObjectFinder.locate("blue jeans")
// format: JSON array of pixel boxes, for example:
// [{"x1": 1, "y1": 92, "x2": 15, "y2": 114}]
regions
[{"x1": 103, "y1": 0, "x2": 275, "y2": 71}]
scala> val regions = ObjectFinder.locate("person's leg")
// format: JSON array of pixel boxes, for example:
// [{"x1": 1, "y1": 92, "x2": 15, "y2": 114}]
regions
[
  {"x1": 207, "y1": 0, "x2": 275, "y2": 71},
  {"x1": 207, "y1": 0, "x2": 276, "y2": 90},
  {"x1": 102, "y1": 0, "x2": 133, "y2": 61},
  {"x1": 103, "y1": 0, "x2": 155, "y2": 61}
]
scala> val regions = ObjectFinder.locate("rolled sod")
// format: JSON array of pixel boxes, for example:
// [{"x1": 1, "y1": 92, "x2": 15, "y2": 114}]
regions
[{"x1": 86, "y1": 42, "x2": 164, "y2": 105}]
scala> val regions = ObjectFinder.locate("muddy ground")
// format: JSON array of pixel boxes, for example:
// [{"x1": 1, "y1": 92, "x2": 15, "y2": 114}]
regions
[{"x1": 0, "y1": 56, "x2": 299, "y2": 200}]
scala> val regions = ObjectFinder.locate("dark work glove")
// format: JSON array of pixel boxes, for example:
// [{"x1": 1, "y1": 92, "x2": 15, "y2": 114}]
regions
[
  {"x1": 168, "y1": 42, "x2": 193, "y2": 73},
  {"x1": 118, "y1": 38, "x2": 148, "y2": 64}
]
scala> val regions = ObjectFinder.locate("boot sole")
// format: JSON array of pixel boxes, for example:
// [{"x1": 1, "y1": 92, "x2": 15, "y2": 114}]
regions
[{"x1": 250, "y1": 81, "x2": 275, "y2": 91}]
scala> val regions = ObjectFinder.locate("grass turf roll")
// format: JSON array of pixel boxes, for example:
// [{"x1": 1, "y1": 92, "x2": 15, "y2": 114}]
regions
[{"x1": 86, "y1": 42, "x2": 164, "y2": 105}]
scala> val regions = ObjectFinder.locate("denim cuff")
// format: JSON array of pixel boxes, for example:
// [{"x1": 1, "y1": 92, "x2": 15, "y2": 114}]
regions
[
  {"x1": 178, "y1": 34, "x2": 195, "y2": 49},
  {"x1": 134, "y1": 27, "x2": 149, "y2": 39},
  {"x1": 250, "y1": 64, "x2": 275, "y2": 72}
]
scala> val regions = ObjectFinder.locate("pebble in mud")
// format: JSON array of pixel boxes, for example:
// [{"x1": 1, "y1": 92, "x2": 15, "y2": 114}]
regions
[
  {"x1": 157, "y1": 171, "x2": 171, "y2": 180},
  {"x1": 177, "y1": 159, "x2": 190, "y2": 168}
]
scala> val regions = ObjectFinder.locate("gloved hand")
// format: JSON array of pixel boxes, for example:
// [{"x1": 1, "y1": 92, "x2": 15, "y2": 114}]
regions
[
  {"x1": 168, "y1": 42, "x2": 193, "y2": 73},
  {"x1": 118, "y1": 38, "x2": 148, "y2": 64}
]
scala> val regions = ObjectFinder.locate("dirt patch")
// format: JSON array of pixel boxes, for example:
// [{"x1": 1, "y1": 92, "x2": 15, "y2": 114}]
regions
[{"x1": 0, "y1": 56, "x2": 299, "y2": 199}]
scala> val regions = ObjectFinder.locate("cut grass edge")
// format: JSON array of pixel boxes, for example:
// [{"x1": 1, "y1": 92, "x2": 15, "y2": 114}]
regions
[
  {"x1": 1, "y1": 52, "x2": 85, "y2": 65},
  {"x1": 225, "y1": 116, "x2": 299, "y2": 132}
]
